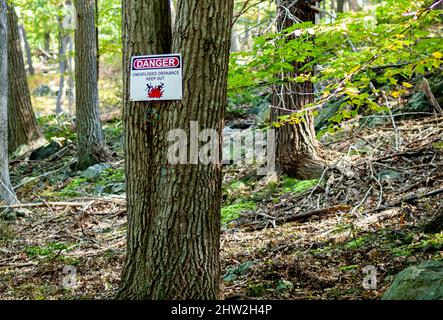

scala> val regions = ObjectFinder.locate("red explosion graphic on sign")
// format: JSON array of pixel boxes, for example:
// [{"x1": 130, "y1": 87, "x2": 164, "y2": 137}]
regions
[{"x1": 146, "y1": 83, "x2": 165, "y2": 99}]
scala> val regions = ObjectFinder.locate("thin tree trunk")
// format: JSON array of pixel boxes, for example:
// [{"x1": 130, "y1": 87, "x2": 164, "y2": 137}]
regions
[
  {"x1": 272, "y1": 0, "x2": 325, "y2": 180},
  {"x1": 56, "y1": 12, "x2": 68, "y2": 114},
  {"x1": 117, "y1": 0, "x2": 234, "y2": 299},
  {"x1": 67, "y1": 35, "x2": 74, "y2": 115},
  {"x1": 349, "y1": 0, "x2": 359, "y2": 11},
  {"x1": 95, "y1": 0, "x2": 99, "y2": 83},
  {"x1": 337, "y1": 0, "x2": 345, "y2": 12},
  {"x1": 7, "y1": 5, "x2": 43, "y2": 153},
  {"x1": 170, "y1": 0, "x2": 176, "y2": 28},
  {"x1": 0, "y1": 1, "x2": 17, "y2": 205},
  {"x1": 44, "y1": 32, "x2": 50, "y2": 53},
  {"x1": 74, "y1": 0, "x2": 111, "y2": 170},
  {"x1": 19, "y1": 25, "x2": 34, "y2": 75},
  {"x1": 231, "y1": 31, "x2": 240, "y2": 52}
]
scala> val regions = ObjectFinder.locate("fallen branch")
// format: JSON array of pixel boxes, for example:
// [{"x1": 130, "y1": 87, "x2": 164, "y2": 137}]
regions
[
  {"x1": 421, "y1": 77, "x2": 443, "y2": 113},
  {"x1": 278, "y1": 204, "x2": 352, "y2": 223},
  {"x1": 366, "y1": 187, "x2": 443, "y2": 214},
  {"x1": 245, "y1": 204, "x2": 351, "y2": 231},
  {"x1": 0, "y1": 201, "x2": 89, "y2": 209}
]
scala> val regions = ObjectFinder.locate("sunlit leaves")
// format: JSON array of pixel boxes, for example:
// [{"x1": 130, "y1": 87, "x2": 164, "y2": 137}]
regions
[{"x1": 228, "y1": 0, "x2": 443, "y2": 129}]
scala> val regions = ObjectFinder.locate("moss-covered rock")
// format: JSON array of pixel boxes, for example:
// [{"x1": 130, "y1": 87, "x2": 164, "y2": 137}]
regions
[{"x1": 382, "y1": 260, "x2": 443, "y2": 300}]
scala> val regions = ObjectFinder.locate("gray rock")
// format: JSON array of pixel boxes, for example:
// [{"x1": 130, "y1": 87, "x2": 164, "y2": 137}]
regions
[
  {"x1": 276, "y1": 279, "x2": 294, "y2": 292},
  {"x1": 29, "y1": 140, "x2": 61, "y2": 161},
  {"x1": 315, "y1": 99, "x2": 342, "y2": 132},
  {"x1": 378, "y1": 170, "x2": 401, "y2": 181},
  {"x1": 82, "y1": 163, "x2": 111, "y2": 180},
  {"x1": 223, "y1": 261, "x2": 254, "y2": 282},
  {"x1": 382, "y1": 260, "x2": 443, "y2": 300},
  {"x1": 32, "y1": 85, "x2": 54, "y2": 96}
]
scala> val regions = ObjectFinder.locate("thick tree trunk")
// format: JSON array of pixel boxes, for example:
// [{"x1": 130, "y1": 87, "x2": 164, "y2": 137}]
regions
[
  {"x1": 117, "y1": 0, "x2": 233, "y2": 299},
  {"x1": 272, "y1": 0, "x2": 325, "y2": 180},
  {"x1": 0, "y1": 1, "x2": 17, "y2": 205},
  {"x1": 7, "y1": 5, "x2": 43, "y2": 153},
  {"x1": 19, "y1": 25, "x2": 34, "y2": 75},
  {"x1": 74, "y1": 0, "x2": 111, "y2": 170}
]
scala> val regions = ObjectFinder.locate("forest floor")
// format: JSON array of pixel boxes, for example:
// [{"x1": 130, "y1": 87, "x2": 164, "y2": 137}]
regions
[{"x1": 0, "y1": 107, "x2": 442, "y2": 300}]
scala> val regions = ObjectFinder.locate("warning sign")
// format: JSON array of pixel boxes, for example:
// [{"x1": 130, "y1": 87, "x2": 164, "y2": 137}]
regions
[{"x1": 130, "y1": 54, "x2": 183, "y2": 101}]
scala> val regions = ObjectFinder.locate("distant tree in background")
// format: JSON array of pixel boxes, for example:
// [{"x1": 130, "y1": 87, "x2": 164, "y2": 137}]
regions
[
  {"x1": 0, "y1": 1, "x2": 17, "y2": 205},
  {"x1": 19, "y1": 24, "x2": 34, "y2": 75},
  {"x1": 7, "y1": 4, "x2": 43, "y2": 154},
  {"x1": 74, "y1": 0, "x2": 111, "y2": 170},
  {"x1": 56, "y1": 0, "x2": 73, "y2": 114},
  {"x1": 271, "y1": 0, "x2": 326, "y2": 180}
]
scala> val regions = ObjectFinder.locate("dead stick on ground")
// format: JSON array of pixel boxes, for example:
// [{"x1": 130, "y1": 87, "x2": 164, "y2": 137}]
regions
[
  {"x1": 366, "y1": 187, "x2": 443, "y2": 214},
  {"x1": 246, "y1": 205, "x2": 351, "y2": 231},
  {"x1": 421, "y1": 78, "x2": 443, "y2": 113},
  {"x1": 0, "y1": 202, "x2": 89, "y2": 209}
]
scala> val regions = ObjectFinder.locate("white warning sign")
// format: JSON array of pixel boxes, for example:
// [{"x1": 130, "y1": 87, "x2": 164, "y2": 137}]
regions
[{"x1": 130, "y1": 54, "x2": 183, "y2": 101}]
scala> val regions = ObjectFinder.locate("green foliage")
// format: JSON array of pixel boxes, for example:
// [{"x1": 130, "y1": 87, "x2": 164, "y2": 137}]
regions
[
  {"x1": 221, "y1": 201, "x2": 257, "y2": 224},
  {"x1": 281, "y1": 177, "x2": 318, "y2": 194},
  {"x1": 393, "y1": 233, "x2": 443, "y2": 257},
  {"x1": 339, "y1": 264, "x2": 359, "y2": 272},
  {"x1": 37, "y1": 113, "x2": 76, "y2": 142},
  {"x1": 58, "y1": 167, "x2": 125, "y2": 199},
  {"x1": 98, "y1": 0, "x2": 122, "y2": 58},
  {"x1": 229, "y1": 0, "x2": 443, "y2": 129},
  {"x1": 0, "y1": 221, "x2": 15, "y2": 242},
  {"x1": 25, "y1": 242, "x2": 78, "y2": 264},
  {"x1": 345, "y1": 236, "x2": 368, "y2": 250},
  {"x1": 58, "y1": 177, "x2": 88, "y2": 198}
]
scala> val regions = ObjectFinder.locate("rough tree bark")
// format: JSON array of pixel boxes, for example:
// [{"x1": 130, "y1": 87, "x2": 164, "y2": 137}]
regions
[
  {"x1": 0, "y1": 1, "x2": 17, "y2": 205},
  {"x1": 74, "y1": 0, "x2": 111, "y2": 170},
  {"x1": 117, "y1": 0, "x2": 233, "y2": 299},
  {"x1": 7, "y1": 5, "x2": 43, "y2": 153},
  {"x1": 271, "y1": 0, "x2": 326, "y2": 180},
  {"x1": 19, "y1": 24, "x2": 34, "y2": 75}
]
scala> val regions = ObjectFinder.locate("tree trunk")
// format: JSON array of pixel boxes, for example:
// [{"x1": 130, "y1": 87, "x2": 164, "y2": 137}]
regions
[
  {"x1": 7, "y1": 5, "x2": 43, "y2": 153},
  {"x1": 117, "y1": 0, "x2": 233, "y2": 299},
  {"x1": 336, "y1": 0, "x2": 345, "y2": 12},
  {"x1": 56, "y1": 11, "x2": 68, "y2": 114},
  {"x1": 349, "y1": 0, "x2": 360, "y2": 12},
  {"x1": 67, "y1": 35, "x2": 74, "y2": 115},
  {"x1": 74, "y1": 0, "x2": 111, "y2": 170},
  {"x1": 272, "y1": 0, "x2": 325, "y2": 180},
  {"x1": 19, "y1": 25, "x2": 34, "y2": 75},
  {"x1": 44, "y1": 32, "x2": 51, "y2": 54},
  {"x1": 0, "y1": 1, "x2": 17, "y2": 205},
  {"x1": 170, "y1": 0, "x2": 176, "y2": 28},
  {"x1": 95, "y1": 0, "x2": 99, "y2": 83}
]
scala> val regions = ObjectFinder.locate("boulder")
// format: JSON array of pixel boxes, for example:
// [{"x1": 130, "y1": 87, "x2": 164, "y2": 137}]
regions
[
  {"x1": 81, "y1": 163, "x2": 111, "y2": 180},
  {"x1": 382, "y1": 260, "x2": 443, "y2": 300},
  {"x1": 29, "y1": 140, "x2": 61, "y2": 161}
]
